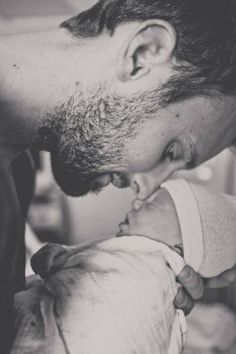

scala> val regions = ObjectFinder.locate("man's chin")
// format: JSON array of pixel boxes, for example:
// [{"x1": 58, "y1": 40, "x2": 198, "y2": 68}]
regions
[
  {"x1": 50, "y1": 155, "x2": 129, "y2": 197},
  {"x1": 53, "y1": 173, "x2": 94, "y2": 197},
  {"x1": 52, "y1": 166, "x2": 112, "y2": 197}
]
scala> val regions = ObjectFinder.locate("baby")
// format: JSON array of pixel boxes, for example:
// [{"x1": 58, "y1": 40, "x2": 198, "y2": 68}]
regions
[
  {"x1": 119, "y1": 178, "x2": 235, "y2": 279},
  {"x1": 117, "y1": 187, "x2": 183, "y2": 253},
  {"x1": 12, "y1": 190, "x2": 188, "y2": 354},
  {"x1": 12, "y1": 178, "x2": 236, "y2": 354}
]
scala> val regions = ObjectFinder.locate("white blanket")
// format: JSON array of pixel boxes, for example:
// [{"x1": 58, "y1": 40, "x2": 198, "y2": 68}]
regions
[{"x1": 12, "y1": 237, "x2": 187, "y2": 354}]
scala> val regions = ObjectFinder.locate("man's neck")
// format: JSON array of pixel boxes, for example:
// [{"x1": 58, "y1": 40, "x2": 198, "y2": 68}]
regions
[
  {"x1": 0, "y1": 34, "x2": 35, "y2": 163},
  {"x1": 0, "y1": 31, "x2": 58, "y2": 164},
  {"x1": 0, "y1": 28, "x2": 77, "y2": 163},
  {"x1": 0, "y1": 97, "x2": 32, "y2": 165}
]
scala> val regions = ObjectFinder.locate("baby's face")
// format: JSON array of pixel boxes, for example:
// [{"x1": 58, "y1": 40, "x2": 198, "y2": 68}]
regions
[{"x1": 117, "y1": 188, "x2": 181, "y2": 248}]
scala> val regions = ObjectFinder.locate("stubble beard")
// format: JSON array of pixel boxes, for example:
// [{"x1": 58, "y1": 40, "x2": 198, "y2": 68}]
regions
[{"x1": 33, "y1": 85, "x2": 160, "y2": 196}]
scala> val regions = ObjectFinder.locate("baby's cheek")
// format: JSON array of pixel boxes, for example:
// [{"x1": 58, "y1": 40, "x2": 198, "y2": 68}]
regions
[
  {"x1": 137, "y1": 210, "x2": 161, "y2": 235},
  {"x1": 128, "y1": 217, "x2": 144, "y2": 234},
  {"x1": 137, "y1": 210, "x2": 153, "y2": 225},
  {"x1": 134, "y1": 213, "x2": 152, "y2": 233}
]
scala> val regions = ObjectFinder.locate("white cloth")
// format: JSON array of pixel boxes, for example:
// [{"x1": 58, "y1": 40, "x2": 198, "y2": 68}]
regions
[
  {"x1": 163, "y1": 179, "x2": 236, "y2": 277},
  {"x1": 12, "y1": 237, "x2": 187, "y2": 354}
]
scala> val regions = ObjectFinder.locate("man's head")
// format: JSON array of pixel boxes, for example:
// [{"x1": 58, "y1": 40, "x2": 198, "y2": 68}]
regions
[{"x1": 34, "y1": 0, "x2": 236, "y2": 198}]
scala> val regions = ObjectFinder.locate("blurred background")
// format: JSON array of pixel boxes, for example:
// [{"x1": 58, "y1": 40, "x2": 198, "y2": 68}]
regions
[{"x1": 0, "y1": 1, "x2": 236, "y2": 353}]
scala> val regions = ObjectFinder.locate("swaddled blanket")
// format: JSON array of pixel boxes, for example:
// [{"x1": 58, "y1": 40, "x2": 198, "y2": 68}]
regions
[{"x1": 12, "y1": 237, "x2": 187, "y2": 354}]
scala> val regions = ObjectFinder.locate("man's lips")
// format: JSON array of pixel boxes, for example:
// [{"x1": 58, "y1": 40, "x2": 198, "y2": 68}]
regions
[
  {"x1": 91, "y1": 174, "x2": 112, "y2": 190},
  {"x1": 91, "y1": 173, "x2": 130, "y2": 190},
  {"x1": 112, "y1": 173, "x2": 130, "y2": 188}
]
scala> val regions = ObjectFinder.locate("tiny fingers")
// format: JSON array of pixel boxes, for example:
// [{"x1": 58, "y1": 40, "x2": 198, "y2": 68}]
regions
[
  {"x1": 174, "y1": 287, "x2": 194, "y2": 316},
  {"x1": 177, "y1": 265, "x2": 205, "y2": 300},
  {"x1": 31, "y1": 243, "x2": 68, "y2": 279}
]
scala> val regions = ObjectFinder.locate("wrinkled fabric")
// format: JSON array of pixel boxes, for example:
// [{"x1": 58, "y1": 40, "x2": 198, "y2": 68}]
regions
[{"x1": 12, "y1": 237, "x2": 187, "y2": 354}]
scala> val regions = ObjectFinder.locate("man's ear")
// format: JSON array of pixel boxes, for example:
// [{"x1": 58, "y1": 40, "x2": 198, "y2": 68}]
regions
[{"x1": 116, "y1": 20, "x2": 176, "y2": 82}]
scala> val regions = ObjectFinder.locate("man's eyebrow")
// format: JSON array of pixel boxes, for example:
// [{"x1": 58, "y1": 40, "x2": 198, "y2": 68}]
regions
[{"x1": 184, "y1": 136, "x2": 198, "y2": 168}]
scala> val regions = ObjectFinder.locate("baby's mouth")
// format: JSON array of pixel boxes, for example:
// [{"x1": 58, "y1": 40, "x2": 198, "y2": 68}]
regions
[
  {"x1": 121, "y1": 214, "x2": 130, "y2": 226},
  {"x1": 117, "y1": 215, "x2": 130, "y2": 237}
]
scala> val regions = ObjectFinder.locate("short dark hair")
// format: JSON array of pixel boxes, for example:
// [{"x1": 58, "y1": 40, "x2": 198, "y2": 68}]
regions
[{"x1": 61, "y1": 0, "x2": 236, "y2": 105}]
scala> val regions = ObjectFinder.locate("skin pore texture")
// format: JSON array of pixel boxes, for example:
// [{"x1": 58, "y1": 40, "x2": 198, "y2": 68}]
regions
[
  {"x1": 34, "y1": 85, "x2": 158, "y2": 196},
  {"x1": 35, "y1": 86, "x2": 236, "y2": 198}
]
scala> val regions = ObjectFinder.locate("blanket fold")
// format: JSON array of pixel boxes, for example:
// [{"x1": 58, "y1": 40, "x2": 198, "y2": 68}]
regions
[{"x1": 12, "y1": 237, "x2": 187, "y2": 354}]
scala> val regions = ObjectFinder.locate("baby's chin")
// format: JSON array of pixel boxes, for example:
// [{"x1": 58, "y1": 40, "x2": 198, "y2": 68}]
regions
[
  {"x1": 116, "y1": 225, "x2": 139, "y2": 238},
  {"x1": 116, "y1": 230, "x2": 126, "y2": 237},
  {"x1": 116, "y1": 227, "x2": 128, "y2": 237},
  {"x1": 117, "y1": 218, "x2": 130, "y2": 237}
]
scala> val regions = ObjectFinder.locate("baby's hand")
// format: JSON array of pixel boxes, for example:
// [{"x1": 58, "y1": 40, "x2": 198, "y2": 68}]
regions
[
  {"x1": 118, "y1": 188, "x2": 182, "y2": 251},
  {"x1": 31, "y1": 243, "x2": 71, "y2": 279}
]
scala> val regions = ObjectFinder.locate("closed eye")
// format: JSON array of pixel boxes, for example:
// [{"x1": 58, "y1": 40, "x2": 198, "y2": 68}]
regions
[
  {"x1": 163, "y1": 137, "x2": 198, "y2": 168},
  {"x1": 163, "y1": 141, "x2": 184, "y2": 162}
]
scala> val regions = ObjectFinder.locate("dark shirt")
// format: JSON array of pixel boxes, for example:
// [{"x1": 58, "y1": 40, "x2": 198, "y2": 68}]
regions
[{"x1": 0, "y1": 150, "x2": 35, "y2": 352}]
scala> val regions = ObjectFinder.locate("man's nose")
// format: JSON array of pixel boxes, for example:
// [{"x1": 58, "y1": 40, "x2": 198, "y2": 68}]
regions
[{"x1": 129, "y1": 163, "x2": 175, "y2": 200}]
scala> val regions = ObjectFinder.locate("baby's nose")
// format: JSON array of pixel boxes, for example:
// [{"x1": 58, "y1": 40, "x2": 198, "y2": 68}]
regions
[{"x1": 132, "y1": 199, "x2": 143, "y2": 210}]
